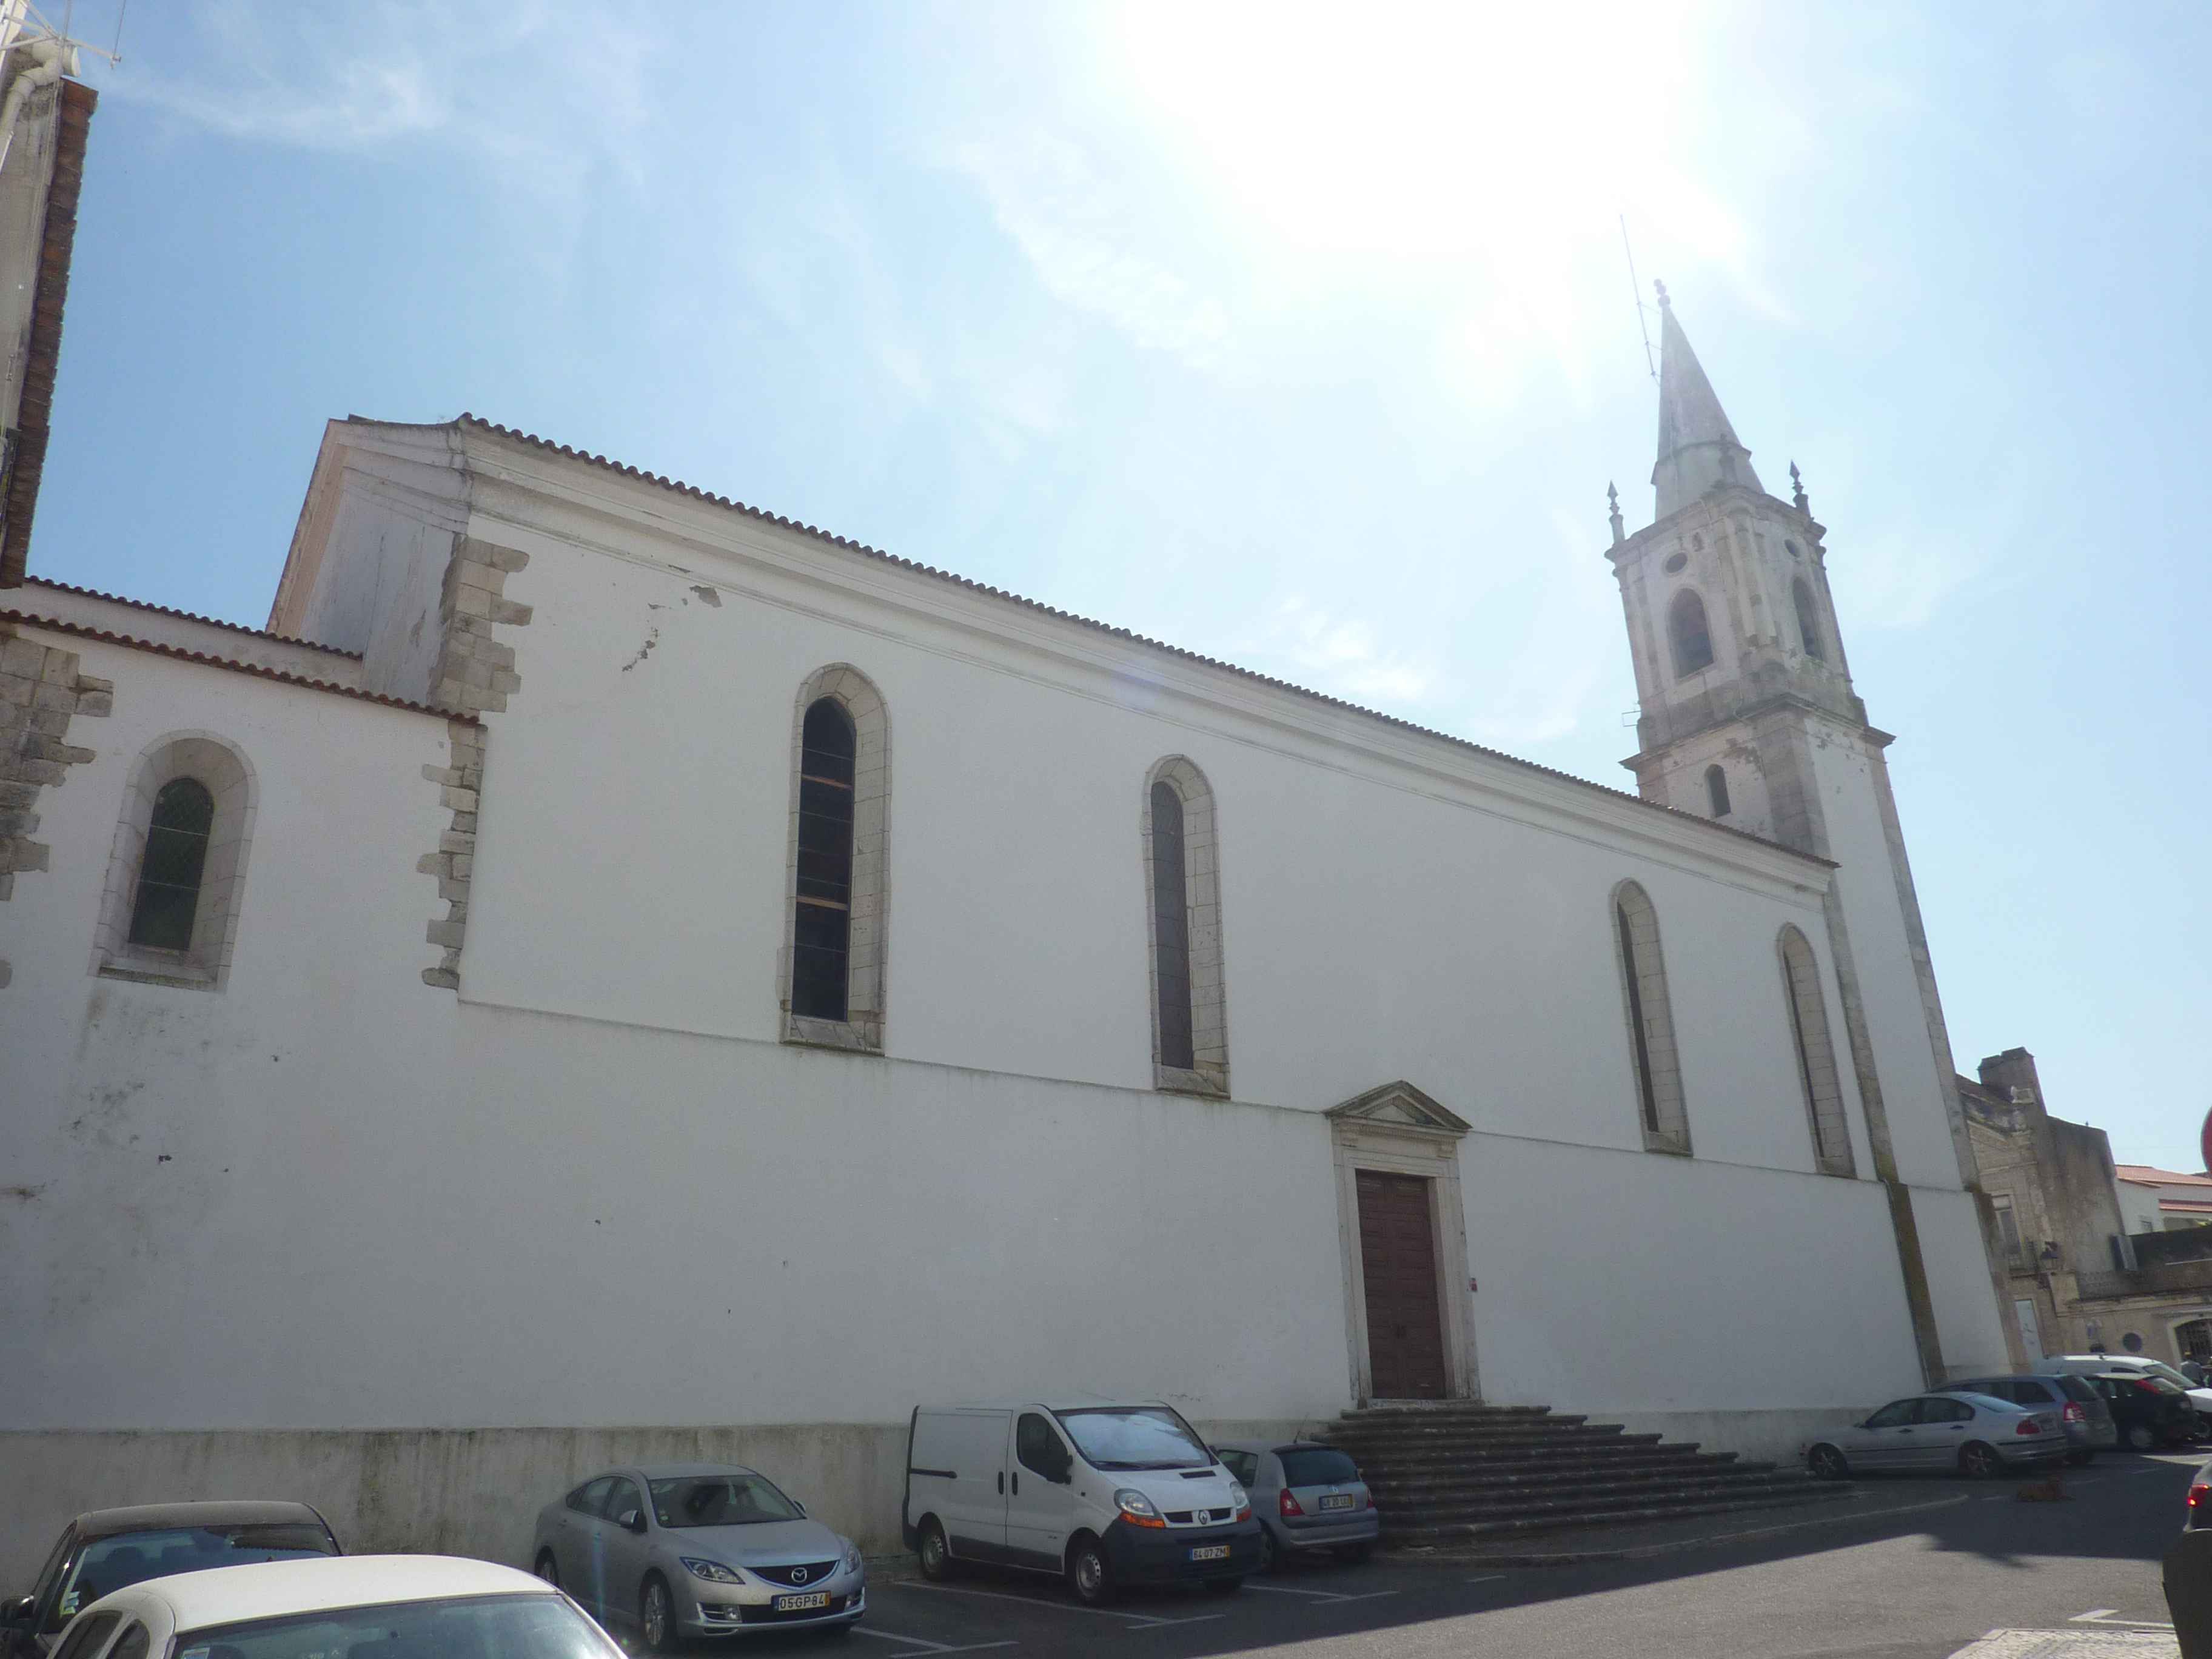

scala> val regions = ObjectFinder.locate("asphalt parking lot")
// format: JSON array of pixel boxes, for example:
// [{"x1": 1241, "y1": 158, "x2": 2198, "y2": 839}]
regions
[{"x1": 742, "y1": 1452, "x2": 2200, "y2": 1659}]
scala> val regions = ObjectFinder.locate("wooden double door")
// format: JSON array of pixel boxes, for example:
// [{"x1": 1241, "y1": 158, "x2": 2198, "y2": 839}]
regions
[{"x1": 1355, "y1": 1168, "x2": 1449, "y2": 1399}]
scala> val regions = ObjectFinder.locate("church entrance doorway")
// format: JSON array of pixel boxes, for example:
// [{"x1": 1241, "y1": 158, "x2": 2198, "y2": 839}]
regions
[{"x1": 1356, "y1": 1170, "x2": 1449, "y2": 1399}]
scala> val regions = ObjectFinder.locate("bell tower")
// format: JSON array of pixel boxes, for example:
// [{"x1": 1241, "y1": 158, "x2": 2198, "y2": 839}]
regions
[
  {"x1": 1609, "y1": 284, "x2": 1864, "y2": 838},
  {"x1": 1605, "y1": 285, "x2": 2019, "y2": 1383}
]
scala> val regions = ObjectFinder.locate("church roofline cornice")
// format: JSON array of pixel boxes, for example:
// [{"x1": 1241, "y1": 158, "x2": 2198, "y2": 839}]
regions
[
  {"x1": 1607, "y1": 484, "x2": 1826, "y2": 563},
  {"x1": 305, "y1": 414, "x2": 1835, "y2": 888},
  {"x1": 1626, "y1": 692, "x2": 1889, "y2": 771}
]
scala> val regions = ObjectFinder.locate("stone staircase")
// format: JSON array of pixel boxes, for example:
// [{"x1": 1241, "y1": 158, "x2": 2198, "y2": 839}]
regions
[{"x1": 1322, "y1": 1401, "x2": 1845, "y2": 1547}]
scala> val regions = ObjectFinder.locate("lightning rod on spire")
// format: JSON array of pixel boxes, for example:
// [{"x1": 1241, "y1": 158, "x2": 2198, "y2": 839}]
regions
[{"x1": 1620, "y1": 215, "x2": 1656, "y2": 383}]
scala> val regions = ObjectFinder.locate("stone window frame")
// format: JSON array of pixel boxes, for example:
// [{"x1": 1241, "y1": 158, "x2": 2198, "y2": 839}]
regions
[
  {"x1": 1141, "y1": 756, "x2": 1228, "y2": 1097},
  {"x1": 1667, "y1": 587, "x2": 1715, "y2": 678},
  {"x1": 778, "y1": 664, "x2": 888, "y2": 1053},
  {"x1": 90, "y1": 731, "x2": 258, "y2": 991},
  {"x1": 1777, "y1": 925, "x2": 1855, "y2": 1177},
  {"x1": 1610, "y1": 878, "x2": 1691, "y2": 1155}
]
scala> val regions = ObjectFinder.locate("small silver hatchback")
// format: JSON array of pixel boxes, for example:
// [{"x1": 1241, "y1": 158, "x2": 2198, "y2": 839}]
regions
[{"x1": 1212, "y1": 1441, "x2": 1378, "y2": 1572}]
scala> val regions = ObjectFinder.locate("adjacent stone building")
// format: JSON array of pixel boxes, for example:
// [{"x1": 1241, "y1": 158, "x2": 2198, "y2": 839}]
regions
[{"x1": 1960, "y1": 1048, "x2": 2212, "y2": 1367}]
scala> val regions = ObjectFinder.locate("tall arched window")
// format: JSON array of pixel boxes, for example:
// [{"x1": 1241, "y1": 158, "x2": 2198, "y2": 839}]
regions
[
  {"x1": 1144, "y1": 757, "x2": 1227, "y2": 1095},
  {"x1": 792, "y1": 699, "x2": 856, "y2": 1022},
  {"x1": 95, "y1": 731, "x2": 258, "y2": 990},
  {"x1": 128, "y1": 778, "x2": 215, "y2": 951},
  {"x1": 1704, "y1": 764, "x2": 1732, "y2": 819},
  {"x1": 1793, "y1": 579, "x2": 1825, "y2": 662},
  {"x1": 782, "y1": 665, "x2": 889, "y2": 1051},
  {"x1": 1612, "y1": 880, "x2": 1690, "y2": 1153},
  {"x1": 1778, "y1": 926, "x2": 1854, "y2": 1175},
  {"x1": 1668, "y1": 589, "x2": 1715, "y2": 677}
]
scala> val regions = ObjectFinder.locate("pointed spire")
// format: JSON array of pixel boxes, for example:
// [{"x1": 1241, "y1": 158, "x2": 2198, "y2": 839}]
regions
[
  {"x1": 1607, "y1": 481, "x2": 1624, "y2": 545},
  {"x1": 1789, "y1": 460, "x2": 1809, "y2": 514},
  {"x1": 1651, "y1": 283, "x2": 1761, "y2": 519}
]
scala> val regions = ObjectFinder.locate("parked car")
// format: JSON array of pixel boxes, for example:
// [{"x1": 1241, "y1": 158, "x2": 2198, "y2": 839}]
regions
[
  {"x1": 531, "y1": 1463, "x2": 864, "y2": 1649},
  {"x1": 44, "y1": 1555, "x2": 615, "y2": 1659},
  {"x1": 2042, "y1": 1355, "x2": 2212, "y2": 1431},
  {"x1": 1803, "y1": 1390, "x2": 2066, "y2": 1480},
  {"x1": 2188, "y1": 1454, "x2": 2211, "y2": 1528},
  {"x1": 1951, "y1": 1373, "x2": 2118, "y2": 1464},
  {"x1": 1211, "y1": 1441, "x2": 1378, "y2": 1572},
  {"x1": 2089, "y1": 1372, "x2": 2199, "y2": 1451},
  {"x1": 903, "y1": 1401, "x2": 1259, "y2": 1604},
  {"x1": 0, "y1": 1503, "x2": 341, "y2": 1659}
]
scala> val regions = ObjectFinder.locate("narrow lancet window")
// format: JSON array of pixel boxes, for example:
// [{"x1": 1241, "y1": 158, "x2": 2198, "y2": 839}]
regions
[
  {"x1": 1779, "y1": 927, "x2": 1854, "y2": 1175},
  {"x1": 1143, "y1": 758, "x2": 1227, "y2": 1094},
  {"x1": 1794, "y1": 579, "x2": 1825, "y2": 661},
  {"x1": 1613, "y1": 880, "x2": 1690, "y2": 1153},
  {"x1": 1150, "y1": 781, "x2": 1195, "y2": 1071},
  {"x1": 127, "y1": 777, "x2": 214, "y2": 951},
  {"x1": 1669, "y1": 589, "x2": 1715, "y2": 677},
  {"x1": 1704, "y1": 764, "x2": 1731, "y2": 818},
  {"x1": 791, "y1": 697, "x2": 856, "y2": 1022}
]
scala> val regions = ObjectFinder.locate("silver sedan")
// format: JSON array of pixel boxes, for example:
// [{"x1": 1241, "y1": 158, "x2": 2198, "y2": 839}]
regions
[
  {"x1": 1804, "y1": 1390, "x2": 2067, "y2": 1481},
  {"x1": 531, "y1": 1462, "x2": 864, "y2": 1648}
]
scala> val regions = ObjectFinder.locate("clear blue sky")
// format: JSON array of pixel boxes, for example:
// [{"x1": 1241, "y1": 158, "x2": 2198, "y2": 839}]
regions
[{"x1": 39, "y1": 2, "x2": 2210, "y2": 1170}]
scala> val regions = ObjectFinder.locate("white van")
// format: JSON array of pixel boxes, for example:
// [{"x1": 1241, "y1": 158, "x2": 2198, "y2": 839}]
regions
[
  {"x1": 902, "y1": 1402, "x2": 1261, "y2": 1604},
  {"x1": 2039, "y1": 1355, "x2": 2212, "y2": 1424}
]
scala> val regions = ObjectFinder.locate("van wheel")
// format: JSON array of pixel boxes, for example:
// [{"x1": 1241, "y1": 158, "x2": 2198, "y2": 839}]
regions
[
  {"x1": 1067, "y1": 1536, "x2": 1111, "y2": 1606},
  {"x1": 917, "y1": 1519, "x2": 952, "y2": 1582}
]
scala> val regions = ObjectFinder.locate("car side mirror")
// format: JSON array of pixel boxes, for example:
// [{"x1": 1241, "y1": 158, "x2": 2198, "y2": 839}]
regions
[
  {"x1": 1, "y1": 1597, "x2": 32, "y2": 1627},
  {"x1": 617, "y1": 1510, "x2": 646, "y2": 1534},
  {"x1": 1052, "y1": 1456, "x2": 1074, "y2": 1486}
]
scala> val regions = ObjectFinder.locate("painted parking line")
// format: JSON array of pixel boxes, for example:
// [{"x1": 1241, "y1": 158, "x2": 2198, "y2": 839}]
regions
[
  {"x1": 886, "y1": 1580, "x2": 1225, "y2": 1629},
  {"x1": 849, "y1": 1627, "x2": 1019, "y2": 1657},
  {"x1": 1464, "y1": 1575, "x2": 1509, "y2": 1586},
  {"x1": 1238, "y1": 1582, "x2": 1400, "y2": 1606},
  {"x1": 2071, "y1": 1610, "x2": 2177, "y2": 1629}
]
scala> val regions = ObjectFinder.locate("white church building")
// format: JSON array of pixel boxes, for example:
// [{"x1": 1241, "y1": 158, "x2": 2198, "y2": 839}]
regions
[{"x1": 0, "y1": 295, "x2": 2016, "y2": 1570}]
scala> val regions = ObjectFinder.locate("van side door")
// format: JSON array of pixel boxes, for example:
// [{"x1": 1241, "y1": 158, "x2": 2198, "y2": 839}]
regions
[
  {"x1": 916, "y1": 1410, "x2": 1011, "y2": 1564},
  {"x1": 1004, "y1": 1413, "x2": 1085, "y2": 1573}
]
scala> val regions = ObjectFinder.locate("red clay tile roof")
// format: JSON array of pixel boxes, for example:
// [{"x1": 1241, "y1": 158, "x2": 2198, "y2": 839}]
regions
[
  {"x1": 440, "y1": 414, "x2": 1834, "y2": 870},
  {"x1": 2117, "y1": 1165, "x2": 2212, "y2": 1187},
  {"x1": 1, "y1": 80, "x2": 95, "y2": 589},
  {"x1": 21, "y1": 577, "x2": 361, "y2": 655},
  {"x1": 2, "y1": 609, "x2": 467, "y2": 722}
]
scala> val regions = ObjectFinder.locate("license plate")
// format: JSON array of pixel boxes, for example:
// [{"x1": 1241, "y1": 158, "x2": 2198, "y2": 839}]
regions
[
  {"x1": 1319, "y1": 1493, "x2": 1355, "y2": 1511},
  {"x1": 1189, "y1": 1544, "x2": 1229, "y2": 1562},
  {"x1": 775, "y1": 1592, "x2": 831, "y2": 1612}
]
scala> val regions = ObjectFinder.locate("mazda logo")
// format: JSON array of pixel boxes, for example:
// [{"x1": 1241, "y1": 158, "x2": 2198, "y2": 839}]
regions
[{"x1": 790, "y1": 1568, "x2": 808, "y2": 1584}]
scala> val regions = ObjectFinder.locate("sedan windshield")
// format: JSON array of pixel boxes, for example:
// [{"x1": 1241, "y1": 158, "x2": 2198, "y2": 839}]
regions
[
  {"x1": 55, "y1": 1526, "x2": 334, "y2": 1626},
  {"x1": 1054, "y1": 1407, "x2": 1211, "y2": 1471},
  {"x1": 648, "y1": 1474, "x2": 803, "y2": 1527},
  {"x1": 173, "y1": 1593, "x2": 615, "y2": 1659}
]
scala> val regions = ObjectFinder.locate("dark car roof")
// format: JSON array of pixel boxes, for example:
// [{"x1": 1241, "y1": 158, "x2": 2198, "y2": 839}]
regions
[{"x1": 72, "y1": 1501, "x2": 329, "y2": 1541}]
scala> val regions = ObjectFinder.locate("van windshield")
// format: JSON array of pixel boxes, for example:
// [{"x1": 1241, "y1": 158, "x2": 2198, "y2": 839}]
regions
[{"x1": 1054, "y1": 1408, "x2": 1212, "y2": 1471}]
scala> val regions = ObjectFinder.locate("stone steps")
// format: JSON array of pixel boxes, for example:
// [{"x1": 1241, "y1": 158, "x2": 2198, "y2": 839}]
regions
[
  {"x1": 1384, "y1": 1486, "x2": 1849, "y2": 1546},
  {"x1": 1323, "y1": 1401, "x2": 1831, "y2": 1546}
]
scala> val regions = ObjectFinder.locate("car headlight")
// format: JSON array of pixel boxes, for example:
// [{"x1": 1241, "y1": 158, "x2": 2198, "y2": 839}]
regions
[
  {"x1": 1114, "y1": 1488, "x2": 1166, "y2": 1529},
  {"x1": 681, "y1": 1557, "x2": 743, "y2": 1584},
  {"x1": 1227, "y1": 1481, "x2": 1250, "y2": 1520},
  {"x1": 842, "y1": 1541, "x2": 864, "y2": 1575}
]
